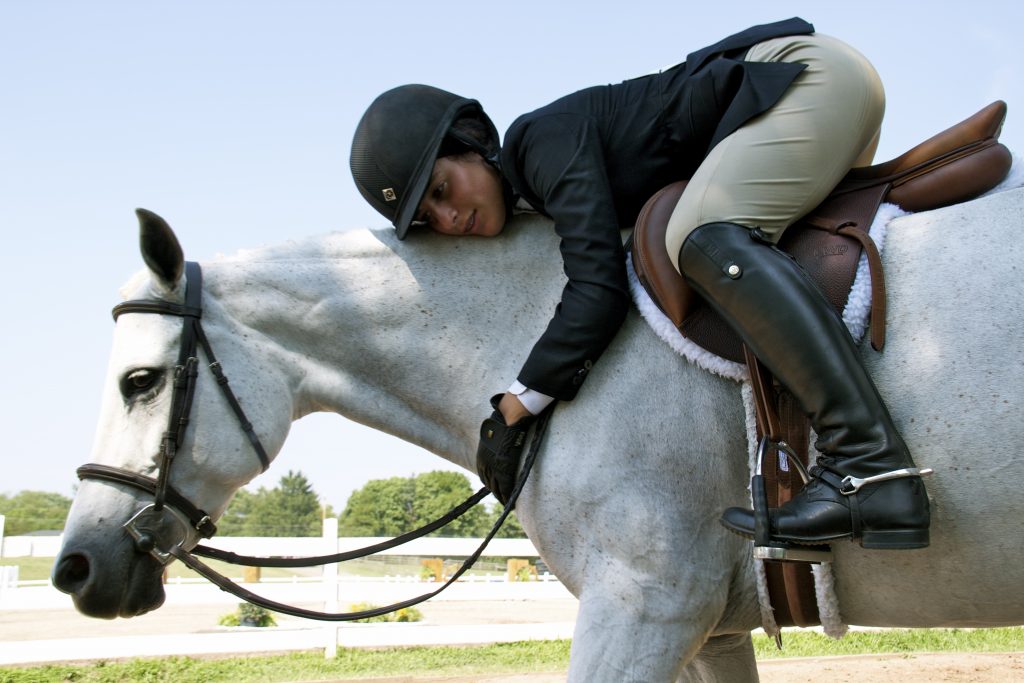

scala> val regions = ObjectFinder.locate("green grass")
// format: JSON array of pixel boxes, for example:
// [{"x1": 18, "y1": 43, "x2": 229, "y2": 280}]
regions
[
  {"x1": 1, "y1": 629, "x2": 1022, "y2": 682},
  {"x1": 752, "y1": 626, "x2": 1024, "y2": 658},
  {"x1": 0, "y1": 641, "x2": 570, "y2": 683},
  {"x1": 0, "y1": 557, "x2": 54, "y2": 582}
]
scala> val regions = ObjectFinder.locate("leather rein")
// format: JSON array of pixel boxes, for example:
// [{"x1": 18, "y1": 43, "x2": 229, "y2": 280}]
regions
[{"x1": 77, "y1": 260, "x2": 551, "y2": 621}]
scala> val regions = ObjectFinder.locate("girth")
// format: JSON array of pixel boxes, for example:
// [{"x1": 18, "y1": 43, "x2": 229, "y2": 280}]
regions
[{"x1": 630, "y1": 100, "x2": 1012, "y2": 628}]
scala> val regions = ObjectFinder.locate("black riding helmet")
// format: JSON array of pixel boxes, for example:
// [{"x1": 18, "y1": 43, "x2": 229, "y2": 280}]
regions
[{"x1": 350, "y1": 84, "x2": 500, "y2": 239}]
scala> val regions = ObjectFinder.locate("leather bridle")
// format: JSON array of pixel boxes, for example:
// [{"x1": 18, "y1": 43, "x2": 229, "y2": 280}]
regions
[
  {"x1": 76, "y1": 261, "x2": 551, "y2": 621},
  {"x1": 79, "y1": 262, "x2": 270, "y2": 546}
]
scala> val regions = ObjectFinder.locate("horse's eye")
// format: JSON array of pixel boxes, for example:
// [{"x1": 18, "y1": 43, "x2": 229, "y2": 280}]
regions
[{"x1": 120, "y1": 369, "x2": 163, "y2": 399}]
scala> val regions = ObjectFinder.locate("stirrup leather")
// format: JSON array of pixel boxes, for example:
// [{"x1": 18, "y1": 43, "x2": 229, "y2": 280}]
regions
[{"x1": 751, "y1": 437, "x2": 832, "y2": 563}]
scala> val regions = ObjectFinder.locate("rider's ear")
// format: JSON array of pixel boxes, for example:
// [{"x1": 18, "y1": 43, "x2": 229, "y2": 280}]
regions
[{"x1": 136, "y1": 208, "x2": 185, "y2": 292}]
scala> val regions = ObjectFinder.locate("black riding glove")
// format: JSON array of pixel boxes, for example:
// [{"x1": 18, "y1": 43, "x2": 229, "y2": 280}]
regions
[{"x1": 476, "y1": 394, "x2": 532, "y2": 506}]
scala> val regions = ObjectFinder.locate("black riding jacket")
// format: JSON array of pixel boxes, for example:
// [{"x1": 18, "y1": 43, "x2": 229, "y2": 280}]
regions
[{"x1": 500, "y1": 17, "x2": 813, "y2": 400}]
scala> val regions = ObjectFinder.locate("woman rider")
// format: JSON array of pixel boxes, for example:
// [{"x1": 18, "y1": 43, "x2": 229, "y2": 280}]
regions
[{"x1": 349, "y1": 17, "x2": 931, "y2": 551}]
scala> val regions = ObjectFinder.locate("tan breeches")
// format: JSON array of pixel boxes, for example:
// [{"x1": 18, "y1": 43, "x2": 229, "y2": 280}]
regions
[{"x1": 665, "y1": 33, "x2": 885, "y2": 273}]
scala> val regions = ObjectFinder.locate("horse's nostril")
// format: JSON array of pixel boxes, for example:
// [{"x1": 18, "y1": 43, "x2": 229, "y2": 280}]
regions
[{"x1": 53, "y1": 553, "x2": 91, "y2": 594}]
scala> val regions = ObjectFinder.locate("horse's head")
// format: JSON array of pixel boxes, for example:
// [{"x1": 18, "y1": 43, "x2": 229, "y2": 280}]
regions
[{"x1": 53, "y1": 209, "x2": 292, "y2": 618}]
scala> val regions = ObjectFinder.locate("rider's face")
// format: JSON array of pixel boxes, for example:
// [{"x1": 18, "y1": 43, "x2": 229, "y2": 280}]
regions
[{"x1": 415, "y1": 153, "x2": 506, "y2": 237}]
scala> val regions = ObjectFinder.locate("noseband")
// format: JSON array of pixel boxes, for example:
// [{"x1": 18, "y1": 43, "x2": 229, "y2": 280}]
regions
[{"x1": 76, "y1": 260, "x2": 552, "y2": 621}]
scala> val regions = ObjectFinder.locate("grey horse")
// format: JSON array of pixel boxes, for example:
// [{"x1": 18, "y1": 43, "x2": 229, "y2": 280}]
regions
[{"x1": 54, "y1": 185, "x2": 1024, "y2": 681}]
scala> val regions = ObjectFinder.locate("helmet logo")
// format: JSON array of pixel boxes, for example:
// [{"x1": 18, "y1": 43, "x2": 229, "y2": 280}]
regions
[{"x1": 382, "y1": 188, "x2": 397, "y2": 202}]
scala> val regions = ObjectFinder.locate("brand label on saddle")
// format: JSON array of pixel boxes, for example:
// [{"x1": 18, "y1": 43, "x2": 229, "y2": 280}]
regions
[{"x1": 815, "y1": 244, "x2": 849, "y2": 258}]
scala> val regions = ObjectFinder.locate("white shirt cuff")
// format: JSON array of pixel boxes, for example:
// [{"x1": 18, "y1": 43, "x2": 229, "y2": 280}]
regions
[{"x1": 508, "y1": 381, "x2": 555, "y2": 415}]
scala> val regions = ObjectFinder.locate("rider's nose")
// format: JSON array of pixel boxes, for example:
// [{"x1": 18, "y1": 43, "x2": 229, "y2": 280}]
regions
[{"x1": 442, "y1": 205, "x2": 458, "y2": 232}]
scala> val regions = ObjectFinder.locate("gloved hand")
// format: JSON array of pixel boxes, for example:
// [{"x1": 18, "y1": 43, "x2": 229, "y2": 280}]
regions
[{"x1": 476, "y1": 394, "x2": 532, "y2": 506}]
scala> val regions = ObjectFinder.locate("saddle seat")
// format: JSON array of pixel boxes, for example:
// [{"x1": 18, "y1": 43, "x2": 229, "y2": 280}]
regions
[{"x1": 631, "y1": 100, "x2": 1013, "y2": 364}]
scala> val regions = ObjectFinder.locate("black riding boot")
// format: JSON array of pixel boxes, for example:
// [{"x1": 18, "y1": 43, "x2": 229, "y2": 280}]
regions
[{"x1": 679, "y1": 222, "x2": 931, "y2": 549}]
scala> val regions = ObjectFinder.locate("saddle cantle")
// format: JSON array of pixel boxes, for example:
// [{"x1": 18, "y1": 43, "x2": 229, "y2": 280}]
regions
[{"x1": 631, "y1": 100, "x2": 1013, "y2": 364}]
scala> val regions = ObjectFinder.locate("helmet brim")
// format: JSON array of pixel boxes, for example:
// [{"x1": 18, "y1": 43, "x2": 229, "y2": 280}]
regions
[{"x1": 393, "y1": 98, "x2": 483, "y2": 240}]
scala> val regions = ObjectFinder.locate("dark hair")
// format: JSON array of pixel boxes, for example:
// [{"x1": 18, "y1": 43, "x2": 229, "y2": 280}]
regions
[{"x1": 438, "y1": 114, "x2": 498, "y2": 159}]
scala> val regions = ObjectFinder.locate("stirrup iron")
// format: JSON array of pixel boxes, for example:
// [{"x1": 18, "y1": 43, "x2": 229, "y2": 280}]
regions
[
  {"x1": 753, "y1": 543, "x2": 832, "y2": 563},
  {"x1": 751, "y1": 436, "x2": 832, "y2": 563}
]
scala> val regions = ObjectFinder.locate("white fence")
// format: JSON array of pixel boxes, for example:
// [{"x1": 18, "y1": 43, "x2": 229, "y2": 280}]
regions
[
  {"x1": 0, "y1": 533, "x2": 540, "y2": 560},
  {"x1": 0, "y1": 565, "x2": 17, "y2": 600},
  {"x1": 1, "y1": 534, "x2": 62, "y2": 558},
  {"x1": 0, "y1": 519, "x2": 560, "y2": 660}
]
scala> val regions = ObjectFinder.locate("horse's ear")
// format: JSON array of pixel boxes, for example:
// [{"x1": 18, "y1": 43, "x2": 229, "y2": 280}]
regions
[{"x1": 136, "y1": 208, "x2": 184, "y2": 291}]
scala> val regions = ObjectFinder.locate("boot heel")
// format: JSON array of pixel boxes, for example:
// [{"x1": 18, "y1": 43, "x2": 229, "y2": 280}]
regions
[{"x1": 860, "y1": 528, "x2": 930, "y2": 550}]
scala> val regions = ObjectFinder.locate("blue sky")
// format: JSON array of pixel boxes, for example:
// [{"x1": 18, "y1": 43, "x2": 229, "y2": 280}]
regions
[{"x1": 2, "y1": 1, "x2": 1021, "y2": 512}]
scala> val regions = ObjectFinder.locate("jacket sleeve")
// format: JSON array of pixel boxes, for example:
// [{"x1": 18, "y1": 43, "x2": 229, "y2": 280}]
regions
[{"x1": 510, "y1": 113, "x2": 630, "y2": 400}]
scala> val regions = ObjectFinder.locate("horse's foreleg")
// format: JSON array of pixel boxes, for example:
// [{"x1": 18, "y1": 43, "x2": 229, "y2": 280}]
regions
[
  {"x1": 676, "y1": 632, "x2": 759, "y2": 683},
  {"x1": 567, "y1": 572, "x2": 730, "y2": 683}
]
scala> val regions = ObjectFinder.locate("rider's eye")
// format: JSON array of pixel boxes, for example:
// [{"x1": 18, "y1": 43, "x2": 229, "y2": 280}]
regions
[{"x1": 120, "y1": 369, "x2": 163, "y2": 400}]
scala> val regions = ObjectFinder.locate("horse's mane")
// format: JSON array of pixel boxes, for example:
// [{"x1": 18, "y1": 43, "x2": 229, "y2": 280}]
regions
[
  {"x1": 117, "y1": 225, "x2": 401, "y2": 301},
  {"x1": 217, "y1": 226, "x2": 398, "y2": 264}
]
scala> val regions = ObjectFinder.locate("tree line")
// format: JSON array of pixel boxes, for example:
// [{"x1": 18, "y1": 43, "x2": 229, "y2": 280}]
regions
[
  {"x1": 0, "y1": 491, "x2": 72, "y2": 535},
  {"x1": 1, "y1": 470, "x2": 524, "y2": 538},
  {"x1": 335, "y1": 470, "x2": 525, "y2": 538}
]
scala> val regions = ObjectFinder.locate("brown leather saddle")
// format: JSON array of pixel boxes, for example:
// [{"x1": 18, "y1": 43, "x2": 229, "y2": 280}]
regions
[
  {"x1": 630, "y1": 101, "x2": 1013, "y2": 628},
  {"x1": 632, "y1": 100, "x2": 1012, "y2": 364}
]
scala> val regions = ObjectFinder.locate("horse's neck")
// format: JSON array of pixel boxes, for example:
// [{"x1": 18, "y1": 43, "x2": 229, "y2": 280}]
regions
[{"x1": 201, "y1": 218, "x2": 565, "y2": 470}]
